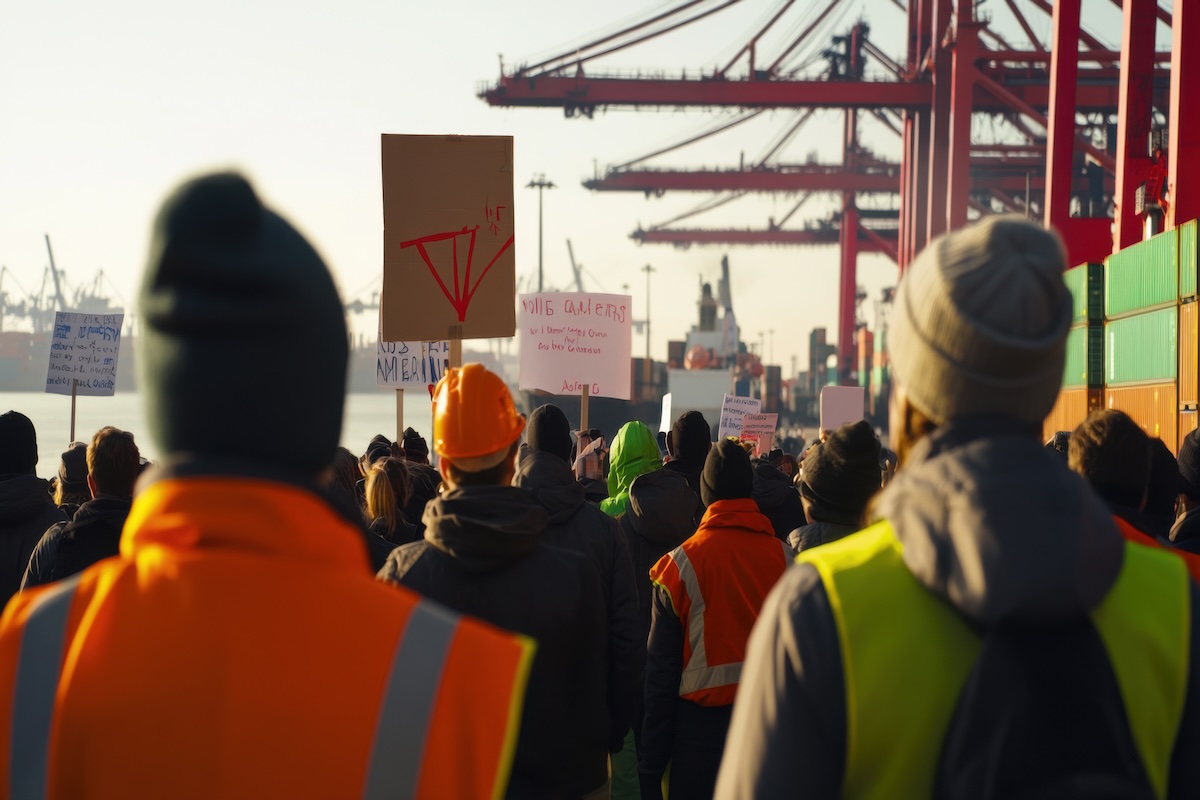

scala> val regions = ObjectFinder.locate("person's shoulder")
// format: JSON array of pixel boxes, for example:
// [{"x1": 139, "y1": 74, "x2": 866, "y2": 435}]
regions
[{"x1": 376, "y1": 539, "x2": 433, "y2": 583}]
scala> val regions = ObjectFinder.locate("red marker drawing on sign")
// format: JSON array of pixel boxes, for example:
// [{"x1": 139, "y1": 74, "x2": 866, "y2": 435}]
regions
[{"x1": 399, "y1": 226, "x2": 515, "y2": 322}]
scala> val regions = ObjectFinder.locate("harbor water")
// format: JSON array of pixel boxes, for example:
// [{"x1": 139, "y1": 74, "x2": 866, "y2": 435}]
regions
[{"x1": 0, "y1": 390, "x2": 437, "y2": 480}]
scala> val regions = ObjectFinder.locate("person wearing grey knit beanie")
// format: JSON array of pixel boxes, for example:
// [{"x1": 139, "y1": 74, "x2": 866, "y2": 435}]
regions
[{"x1": 718, "y1": 216, "x2": 1200, "y2": 799}]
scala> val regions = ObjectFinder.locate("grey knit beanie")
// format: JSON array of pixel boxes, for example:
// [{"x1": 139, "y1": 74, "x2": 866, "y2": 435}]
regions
[{"x1": 890, "y1": 216, "x2": 1071, "y2": 426}]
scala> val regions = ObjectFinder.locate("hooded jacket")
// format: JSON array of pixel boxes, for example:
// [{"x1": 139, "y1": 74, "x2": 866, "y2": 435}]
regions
[
  {"x1": 617, "y1": 469, "x2": 700, "y2": 634},
  {"x1": 786, "y1": 519, "x2": 858, "y2": 553},
  {"x1": 0, "y1": 474, "x2": 66, "y2": 604},
  {"x1": 601, "y1": 423, "x2": 662, "y2": 518},
  {"x1": 717, "y1": 420, "x2": 1200, "y2": 799},
  {"x1": 22, "y1": 496, "x2": 133, "y2": 589},
  {"x1": 0, "y1": 461, "x2": 534, "y2": 799},
  {"x1": 751, "y1": 461, "x2": 805, "y2": 543},
  {"x1": 378, "y1": 485, "x2": 611, "y2": 800},
  {"x1": 512, "y1": 447, "x2": 643, "y2": 750}
]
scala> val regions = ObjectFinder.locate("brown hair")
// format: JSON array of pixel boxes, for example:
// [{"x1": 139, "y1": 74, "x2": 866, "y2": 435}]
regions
[
  {"x1": 365, "y1": 458, "x2": 412, "y2": 535},
  {"x1": 1069, "y1": 409, "x2": 1151, "y2": 509},
  {"x1": 87, "y1": 427, "x2": 140, "y2": 498}
]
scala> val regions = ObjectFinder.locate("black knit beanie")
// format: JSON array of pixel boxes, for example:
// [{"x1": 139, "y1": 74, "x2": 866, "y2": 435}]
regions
[
  {"x1": 527, "y1": 404, "x2": 573, "y2": 464},
  {"x1": 0, "y1": 411, "x2": 37, "y2": 475},
  {"x1": 701, "y1": 438, "x2": 754, "y2": 506},
  {"x1": 364, "y1": 435, "x2": 392, "y2": 466},
  {"x1": 800, "y1": 420, "x2": 881, "y2": 521},
  {"x1": 670, "y1": 411, "x2": 712, "y2": 462},
  {"x1": 139, "y1": 173, "x2": 347, "y2": 475},
  {"x1": 1179, "y1": 428, "x2": 1200, "y2": 501},
  {"x1": 57, "y1": 442, "x2": 89, "y2": 494},
  {"x1": 402, "y1": 427, "x2": 429, "y2": 460}
]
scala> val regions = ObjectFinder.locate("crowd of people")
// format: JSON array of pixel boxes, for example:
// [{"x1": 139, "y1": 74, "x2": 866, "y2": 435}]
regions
[{"x1": 1, "y1": 172, "x2": 1199, "y2": 798}]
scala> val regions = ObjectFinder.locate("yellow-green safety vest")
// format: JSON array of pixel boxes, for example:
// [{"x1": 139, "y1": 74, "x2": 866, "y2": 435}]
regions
[{"x1": 798, "y1": 522, "x2": 1190, "y2": 800}]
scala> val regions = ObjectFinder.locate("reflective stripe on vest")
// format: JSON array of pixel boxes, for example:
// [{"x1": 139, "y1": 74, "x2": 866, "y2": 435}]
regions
[
  {"x1": 800, "y1": 522, "x2": 1190, "y2": 800},
  {"x1": 670, "y1": 540, "x2": 789, "y2": 697},
  {"x1": 363, "y1": 599, "x2": 461, "y2": 800},
  {"x1": 9, "y1": 582, "x2": 463, "y2": 800},
  {"x1": 11, "y1": 576, "x2": 82, "y2": 800}
]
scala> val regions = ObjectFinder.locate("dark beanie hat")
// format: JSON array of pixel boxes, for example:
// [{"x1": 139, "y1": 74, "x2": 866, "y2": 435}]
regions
[
  {"x1": 671, "y1": 411, "x2": 712, "y2": 462},
  {"x1": 1180, "y1": 428, "x2": 1200, "y2": 501},
  {"x1": 57, "y1": 442, "x2": 89, "y2": 494},
  {"x1": 363, "y1": 435, "x2": 392, "y2": 467},
  {"x1": 701, "y1": 438, "x2": 754, "y2": 506},
  {"x1": 402, "y1": 427, "x2": 429, "y2": 459},
  {"x1": 0, "y1": 411, "x2": 37, "y2": 475},
  {"x1": 138, "y1": 173, "x2": 347, "y2": 475},
  {"x1": 800, "y1": 420, "x2": 881, "y2": 519},
  {"x1": 527, "y1": 404, "x2": 573, "y2": 464}
]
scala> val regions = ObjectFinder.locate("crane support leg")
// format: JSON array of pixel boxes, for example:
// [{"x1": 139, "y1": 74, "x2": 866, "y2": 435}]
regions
[
  {"x1": 1168, "y1": 0, "x2": 1200, "y2": 230},
  {"x1": 1113, "y1": 0, "x2": 1158, "y2": 251}
]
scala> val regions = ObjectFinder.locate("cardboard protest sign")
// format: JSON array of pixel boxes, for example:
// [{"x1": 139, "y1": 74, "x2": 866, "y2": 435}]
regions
[
  {"x1": 717, "y1": 394, "x2": 761, "y2": 440},
  {"x1": 45, "y1": 312, "x2": 123, "y2": 396},
  {"x1": 659, "y1": 393, "x2": 673, "y2": 433},
  {"x1": 740, "y1": 413, "x2": 778, "y2": 457},
  {"x1": 517, "y1": 293, "x2": 633, "y2": 399},
  {"x1": 820, "y1": 386, "x2": 866, "y2": 432},
  {"x1": 377, "y1": 340, "x2": 451, "y2": 389},
  {"x1": 381, "y1": 134, "x2": 515, "y2": 341}
]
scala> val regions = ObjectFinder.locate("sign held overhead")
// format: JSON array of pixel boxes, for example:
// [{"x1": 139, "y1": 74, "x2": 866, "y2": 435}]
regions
[
  {"x1": 381, "y1": 134, "x2": 516, "y2": 341},
  {"x1": 45, "y1": 312, "x2": 123, "y2": 397},
  {"x1": 518, "y1": 292, "x2": 633, "y2": 399}
]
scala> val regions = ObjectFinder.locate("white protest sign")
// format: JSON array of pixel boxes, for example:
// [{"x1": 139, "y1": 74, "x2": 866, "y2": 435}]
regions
[
  {"x1": 717, "y1": 394, "x2": 761, "y2": 440},
  {"x1": 377, "y1": 340, "x2": 451, "y2": 389},
  {"x1": 741, "y1": 413, "x2": 778, "y2": 457},
  {"x1": 820, "y1": 386, "x2": 866, "y2": 432},
  {"x1": 518, "y1": 292, "x2": 633, "y2": 399},
  {"x1": 659, "y1": 393, "x2": 673, "y2": 433},
  {"x1": 45, "y1": 312, "x2": 123, "y2": 397}
]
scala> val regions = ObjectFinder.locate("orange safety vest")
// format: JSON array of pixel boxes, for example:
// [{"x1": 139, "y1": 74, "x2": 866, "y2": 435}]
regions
[
  {"x1": 650, "y1": 498, "x2": 790, "y2": 706},
  {"x1": 0, "y1": 476, "x2": 534, "y2": 800}
]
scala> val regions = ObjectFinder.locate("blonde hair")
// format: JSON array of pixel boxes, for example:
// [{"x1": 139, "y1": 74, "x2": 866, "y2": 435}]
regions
[{"x1": 365, "y1": 458, "x2": 411, "y2": 535}]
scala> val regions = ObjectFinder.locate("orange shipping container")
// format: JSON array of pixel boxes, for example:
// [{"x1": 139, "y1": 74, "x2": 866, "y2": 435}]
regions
[
  {"x1": 1182, "y1": 303, "x2": 1198, "y2": 407},
  {"x1": 1106, "y1": 383, "x2": 1179, "y2": 454},
  {"x1": 1181, "y1": 411, "x2": 1199, "y2": 452},
  {"x1": 1043, "y1": 388, "x2": 1092, "y2": 442}
]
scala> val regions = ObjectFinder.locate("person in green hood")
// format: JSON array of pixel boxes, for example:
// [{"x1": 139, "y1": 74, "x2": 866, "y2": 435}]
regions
[{"x1": 601, "y1": 421, "x2": 663, "y2": 518}]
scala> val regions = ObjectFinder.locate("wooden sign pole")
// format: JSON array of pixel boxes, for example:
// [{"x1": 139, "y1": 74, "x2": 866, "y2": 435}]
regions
[
  {"x1": 396, "y1": 388, "x2": 404, "y2": 444},
  {"x1": 580, "y1": 385, "x2": 590, "y2": 432},
  {"x1": 449, "y1": 325, "x2": 464, "y2": 369},
  {"x1": 69, "y1": 379, "x2": 77, "y2": 443}
]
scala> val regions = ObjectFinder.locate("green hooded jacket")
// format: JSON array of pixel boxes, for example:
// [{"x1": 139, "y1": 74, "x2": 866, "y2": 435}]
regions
[{"x1": 601, "y1": 421, "x2": 663, "y2": 518}]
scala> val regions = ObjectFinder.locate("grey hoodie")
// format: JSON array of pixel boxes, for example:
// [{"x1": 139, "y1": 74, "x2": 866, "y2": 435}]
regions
[{"x1": 715, "y1": 420, "x2": 1200, "y2": 799}]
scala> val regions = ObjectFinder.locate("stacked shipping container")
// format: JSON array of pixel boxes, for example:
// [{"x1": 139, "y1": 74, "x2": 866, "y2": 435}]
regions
[{"x1": 1044, "y1": 262, "x2": 1103, "y2": 440}]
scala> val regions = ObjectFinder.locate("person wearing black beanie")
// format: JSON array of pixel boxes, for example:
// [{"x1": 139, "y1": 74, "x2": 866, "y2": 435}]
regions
[
  {"x1": 401, "y1": 427, "x2": 431, "y2": 464},
  {"x1": 665, "y1": 410, "x2": 711, "y2": 524},
  {"x1": 641, "y1": 438, "x2": 790, "y2": 800},
  {"x1": 789, "y1": 420, "x2": 882, "y2": 552},
  {"x1": 0, "y1": 173, "x2": 538, "y2": 797},
  {"x1": 398, "y1": 426, "x2": 440, "y2": 534},
  {"x1": 526, "y1": 404, "x2": 574, "y2": 465},
  {"x1": 0, "y1": 410, "x2": 66, "y2": 604},
  {"x1": 1171, "y1": 427, "x2": 1200, "y2": 553}
]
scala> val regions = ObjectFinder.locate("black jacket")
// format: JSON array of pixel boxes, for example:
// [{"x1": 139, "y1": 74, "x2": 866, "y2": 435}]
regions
[
  {"x1": 0, "y1": 474, "x2": 66, "y2": 604},
  {"x1": 717, "y1": 421, "x2": 1200, "y2": 799},
  {"x1": 617, "y1": 469, "x2": 699, "y2": 637},
  {"x1": 663, "y1": 458, "x2": 706, "y2": 524},
  {"x1": 513, "y1": 448, "x2": 643, "y2": 748},
  {"x1": 752, "y1": 461, "x2": 805, "y2": 543},
  {"x1": 402, "y1": 461, "x2": 440, "y2": 535},
  {"x1": 1171, "y1": 507, "x2": 1200, "y2": 554},
  {"x1": 378, "y1": 485, "x2": 610, "y2": 799},
  {"x1": 22, "y1": 496, "x2": 132, "y2": 589}
]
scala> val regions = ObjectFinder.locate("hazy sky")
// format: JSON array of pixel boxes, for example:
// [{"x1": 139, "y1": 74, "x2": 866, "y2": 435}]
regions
[{"x1": 1, "y1": 0, "x2": 1132, "y2": 377}]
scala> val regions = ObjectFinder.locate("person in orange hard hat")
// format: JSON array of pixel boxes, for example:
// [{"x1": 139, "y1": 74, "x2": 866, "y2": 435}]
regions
[
  {"x1": 379, "y1": 363, "x2": 616, "y2": 800},
  {"x1": 0, "y1": 173, "x2": 534, "y2": 800}
]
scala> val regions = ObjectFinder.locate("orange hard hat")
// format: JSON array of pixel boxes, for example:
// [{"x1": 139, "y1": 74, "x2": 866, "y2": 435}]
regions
[{"x1": 433, "y1": 363, "x2": 526, "y2": 470}]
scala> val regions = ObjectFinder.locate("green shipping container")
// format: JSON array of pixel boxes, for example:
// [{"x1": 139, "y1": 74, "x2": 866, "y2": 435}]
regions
[
  {"x1": 1105, "y1": 307, "x2": 1178, "y2": 385},
  {"x1": 1105, "y1": 229, "x2": 1178, "y2": 317},
  {"x1": 1182, "y1": 219, "x2": 1197, "y2": 298},
  {"x1": 1062, "y1": 323, "x2": 1104, "y2": 389},
  {"x1": 1064, "y1": 263, "x2": 1104, "y2": 324}
]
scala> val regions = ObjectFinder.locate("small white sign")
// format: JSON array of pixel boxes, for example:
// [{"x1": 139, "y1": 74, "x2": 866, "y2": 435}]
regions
[
  {"x1": 717, "y1": 394, "x2": 762, "y2": 441},
  {"x1": 377, "y1": 340, "x2": 451, "y2": 389},
  {"x1": 518, "y1": 292, "x2": 633, "y2": 399},
  {"x1": 659, "y1": 393, "x2": 673, "y2": 433},
  {"x1": 45, "y1": 312, "x2": 123, "y2": 397},
  {"x1": 741, "y1": 413, "x2": 778, "y2": 457}
]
